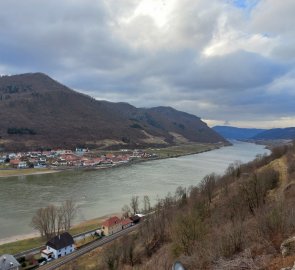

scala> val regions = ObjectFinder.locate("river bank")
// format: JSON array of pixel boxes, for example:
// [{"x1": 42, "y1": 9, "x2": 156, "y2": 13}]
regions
[
  {"x1": 0, "y1": 141, "x2": 268, "y2": 241},
  {"x1": 0, "y1": 213, "x2": 120, "y2": 254},
  {"x1": 0, "y1": 142, "x2": 224, "y2": 178}
]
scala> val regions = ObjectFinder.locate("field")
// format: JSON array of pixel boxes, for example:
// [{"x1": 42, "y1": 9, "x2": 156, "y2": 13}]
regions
[{"x1": 145, "y1": 143, "x2": 219, "y2": 158}]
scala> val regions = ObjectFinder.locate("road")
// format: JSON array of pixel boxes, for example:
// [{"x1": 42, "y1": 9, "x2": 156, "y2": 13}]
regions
[
  {"x1": 39, "y1": 224, "x2": 138, "y2": 270},
  {"x1": 14, "y1": 228, "x2": 99, "y2": 259}
]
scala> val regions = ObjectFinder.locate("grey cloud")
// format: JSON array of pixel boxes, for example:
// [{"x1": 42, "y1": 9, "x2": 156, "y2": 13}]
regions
[{"x1": 0, "y1": 0, "x2": 294, "y2": 127}]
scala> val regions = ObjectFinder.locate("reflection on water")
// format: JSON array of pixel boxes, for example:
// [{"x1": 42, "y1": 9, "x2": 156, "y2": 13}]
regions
[{"x1": 0, "y1": 141, "x2": 269, "y2": 239}]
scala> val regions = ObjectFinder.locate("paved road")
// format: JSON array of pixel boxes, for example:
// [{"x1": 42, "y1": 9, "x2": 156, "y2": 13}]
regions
[
  {"x1": 14, "y1": 228, "x2": 99, "y2": 259},
  {"x1": 39, "y1": 225, "x2": 138, "y2": 270}
]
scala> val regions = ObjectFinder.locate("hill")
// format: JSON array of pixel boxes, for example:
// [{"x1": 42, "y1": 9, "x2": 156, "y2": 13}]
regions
[
  {"x1": 58, "y1": 142, "x2": 295, "y2": 270},
  {"x1": 252, "y1": 127, "x2": 295, "y2": 140},
  {"x1": 213, "y1": 126, "x2": 266, "y2": 140},
  {"x1": 0, "y1": 73, "x2": 226, "y2": 151}
]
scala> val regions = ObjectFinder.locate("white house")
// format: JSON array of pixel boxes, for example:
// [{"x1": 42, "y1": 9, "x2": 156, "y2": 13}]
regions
[
  {"x1": 41, "y1": 232, "x2": 75, "y2": 260},
  {"x1": 17, "y1": 161, "x2": 28, "y2": 169}
]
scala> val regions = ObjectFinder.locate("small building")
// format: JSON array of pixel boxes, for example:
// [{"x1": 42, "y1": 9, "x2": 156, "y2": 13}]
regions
[
  {"x1": 130, "y1": 215, "x2": 141, "y2": 224},
  {"x1": 121, "y1": 218, "x2": 133, "y2": 229},
  {"x1": 41, "y1": 232, "x2": 75, "y2": 260},
  {"x1": 0, "y1": 254, "x2": 20, "y2": 270},
  {"x1": 9, "y1": 159, "x2": 20, "y2": 168},
  {"x1": 102, "y1": 216, "x2": 122, "y2": 236},
  {"x1": 17, "y1": 161, "x2": 27, "y2": 169}
]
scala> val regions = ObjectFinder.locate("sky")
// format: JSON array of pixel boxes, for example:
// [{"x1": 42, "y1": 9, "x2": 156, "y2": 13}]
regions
[{"x1": 0, "y1": 0, "x2": 294, "y2": 128}]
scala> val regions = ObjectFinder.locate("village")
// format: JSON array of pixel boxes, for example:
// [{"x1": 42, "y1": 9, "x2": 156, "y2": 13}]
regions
[
  {"x1": 0, "y1": 214, "x2": 144, "y2": 269},
  {"x1": 0, "y1": 148, "x2": 158, "y2": 171}
]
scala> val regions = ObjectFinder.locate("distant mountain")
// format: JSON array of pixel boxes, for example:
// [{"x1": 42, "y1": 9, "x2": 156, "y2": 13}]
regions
[
  {"x1": 0, "y1": 73, "x2": 226, "y2": 151},
  {"x1": 213, "y1": 126, "x2": 266, "y2": 140},
  {"x1": 252, "y1": 127, "x2": 295, "y2": 140}
]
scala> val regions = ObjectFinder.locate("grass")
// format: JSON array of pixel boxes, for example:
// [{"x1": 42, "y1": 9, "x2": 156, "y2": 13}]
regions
[
  {"x1": 145, "y1": 143, "x2": 218, "y2": 158},
  {"x1": 0, "y1": 237, "x2": 44, "y2": 255},
  {"x1": 0, "y1": 215, "x2": 113, "y2": 255},
  {"x1": 0, "y1": 168, "x2": 54, "y2": 177}
]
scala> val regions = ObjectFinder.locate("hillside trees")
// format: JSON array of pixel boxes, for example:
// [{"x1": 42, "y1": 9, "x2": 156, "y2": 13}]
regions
[
  {"x1": 239, "y1": 168, "x2": 279, "y2": 215},
  {"x1": 130, "y1": 196, "x2": 139, "y2": 215},
  {"x1": 200, "y1": 173, "x2": 217, "y2": 203}
]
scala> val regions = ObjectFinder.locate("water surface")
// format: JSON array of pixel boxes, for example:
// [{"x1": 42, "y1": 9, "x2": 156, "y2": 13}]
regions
[{"x1": 0, "y1": 141, "x2": 269, "y2": 239}]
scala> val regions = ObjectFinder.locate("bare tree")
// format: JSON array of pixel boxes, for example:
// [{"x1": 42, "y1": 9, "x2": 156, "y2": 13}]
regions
[
  {"x1": 172, "y1": 210, "x2": 206, "y2": 256},
  {"x1": 31, "y1": 205, "x2": 57, "y2": 240},
  {"x1": 143, "y1": 195, "x2": 151, "y2": 213},
  {"x1": 130, "y1": 196, "x2": 139, "y2": 215},
  {"x1": 31, "y1": 200, "x2": 77, "y2": 239},
  {"x1": 121, "y1": 204, "x2": 131, "y2": 218},
  {"x1": 61, "y1": 199, "x2": 77, "y2": 231},
  {"x1": 101, "y1": 241, "x2": 121, "y2": 270},
  {"x1": 121, "y1": 235, "x2": 137, "y2": 266},
  {"x1": 200, "y1": 173, "x2": 217, "y2": 203}
]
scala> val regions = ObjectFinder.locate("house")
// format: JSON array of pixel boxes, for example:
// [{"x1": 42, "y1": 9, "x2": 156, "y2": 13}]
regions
[
  {"x1": 17, "y1": 161, "x2": 28, "y2": 169},
  {"x1": 101, "y1": 216, "x2": 122, "y2": 236},
  {"x1": 9, "y1": 159, "x2": 20, "y2": 168},
  {"x1": 121, "y1": 218, "x2": 133, "y2": 229},
  {"x1": 0, "y1": 254, "x2": 20, "y2": 270},
  {"x1": 41, "y1": 232, "x2": 75, "y2": 260}
]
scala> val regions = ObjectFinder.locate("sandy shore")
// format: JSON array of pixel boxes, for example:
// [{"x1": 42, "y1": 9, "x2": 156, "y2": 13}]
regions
[
  {"x1": 0, "y1": 212, "x2": 121, "y2": 246},
  {"x1": 0, "y1": 232, "x2": 40, "y2": 245},
  {"x1": 0, "y1": 169, "x2": 60, "y2": 178}
]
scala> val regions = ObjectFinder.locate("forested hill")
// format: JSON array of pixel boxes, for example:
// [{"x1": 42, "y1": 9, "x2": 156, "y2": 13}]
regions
[
  {"x1": 213, "y1": 126, "x2": 266, "y2": 140},
  {"x1": 252, "y1": 127, "x2": 295, "y2": 140},
  {"x1": 213, "y1": 125, "x2": 295, "y2": 141},
  {"x1": 59, "y1": 142, "x2": 295, "y2": 269},
  {"x1": 0, "y1": 73, "x2": 226, "y2": 151}
]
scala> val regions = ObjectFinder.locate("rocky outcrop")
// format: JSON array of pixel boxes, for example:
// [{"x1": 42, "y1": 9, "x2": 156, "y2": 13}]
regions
[
  {"x1": 212, "y1": 249, "x2": 272, "y2": 270},
  {"x1": 281, "y1": 236, "x2": 295, "y2": 257},
  {"x1": 280, "y1": 261, "x2": 295, "y2": 270}
]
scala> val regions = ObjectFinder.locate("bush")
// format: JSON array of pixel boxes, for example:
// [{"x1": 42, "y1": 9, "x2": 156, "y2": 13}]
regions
[
  {"x1": 219, "y1": 223, "x2": 244, "y2": 258},
  {"x1": 18, "y1": 256, "x2": 26, "y2": 263}
]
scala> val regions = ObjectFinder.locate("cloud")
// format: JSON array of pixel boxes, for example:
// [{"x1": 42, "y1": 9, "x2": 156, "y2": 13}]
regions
[{"x1": 0, "y1": 0, "x2": 294, "y2": 128}]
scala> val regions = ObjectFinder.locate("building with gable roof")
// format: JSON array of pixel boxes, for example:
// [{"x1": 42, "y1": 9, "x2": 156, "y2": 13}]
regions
[
  {"x1": 0, "y1": 254, "x2": 20, "y2": 270},
  {"x1": 101, "y1": 216, "x2": 122, "y2": 236},
  {"x1": 41, "y1": 232, "x2": 75, "y2": 260}
]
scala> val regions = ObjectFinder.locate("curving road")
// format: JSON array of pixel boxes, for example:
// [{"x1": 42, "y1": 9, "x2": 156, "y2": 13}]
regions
[{"x1": 39, "y1": 224, "x2": 138, "y2": 270}]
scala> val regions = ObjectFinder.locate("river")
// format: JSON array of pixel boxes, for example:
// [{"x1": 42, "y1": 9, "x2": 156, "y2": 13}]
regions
[{"x1": 0, "y1": 141, "x2": 269, "y2": 240}]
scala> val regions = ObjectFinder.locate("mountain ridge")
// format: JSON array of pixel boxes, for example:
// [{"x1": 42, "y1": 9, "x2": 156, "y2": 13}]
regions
[
  {"x1": 212, "y1": 126, "x2": 266, "y2": 140},
  {"x1": 0, "y1": 73, "x2": 226, "y2": 151},
  {"x1": 252, "y1": 127, "x2": 295, "y2": 140},
  {"x1": 213, "y1": 125, "x2": 295, "y2": 141}
]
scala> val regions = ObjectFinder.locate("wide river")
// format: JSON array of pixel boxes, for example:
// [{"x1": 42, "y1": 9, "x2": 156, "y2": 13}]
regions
[{"x1": 0, "y1": 141, "x2": 269, "y2": 240}]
